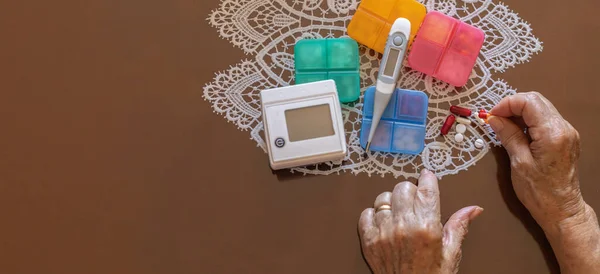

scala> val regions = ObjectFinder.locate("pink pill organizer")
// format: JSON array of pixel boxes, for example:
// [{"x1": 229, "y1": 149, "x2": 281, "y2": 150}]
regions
[{"x1": 408, "y1": 11, "x2": 485, "y2": 87}]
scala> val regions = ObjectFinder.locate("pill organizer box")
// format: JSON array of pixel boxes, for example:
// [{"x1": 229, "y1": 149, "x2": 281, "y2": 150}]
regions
[
  {"x1": 347, "y1": 0, "x2": 426, "y2": 54},
  {"x1": 360, "y1": 87, "x2": 428, "y2": 155},
  {"x1": 407, "y1": 11, "x2": 485, "y2": 87},
  {"x1": 294, "y1": 38, "x2": 360, "y2": 103}
]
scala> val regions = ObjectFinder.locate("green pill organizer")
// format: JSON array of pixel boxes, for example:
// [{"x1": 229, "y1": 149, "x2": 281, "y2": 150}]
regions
[{"x1": 294, "y1": 38, "x2": 361, "y2": 103}]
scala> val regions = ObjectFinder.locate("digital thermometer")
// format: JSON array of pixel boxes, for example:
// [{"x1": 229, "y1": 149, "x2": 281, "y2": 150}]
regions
[
  {"x1": 260, "y1": 80, "x2": 347, "y2": 170},
  {"x1": 366, "y1": 18, "x2": 411, "y2": 152}
]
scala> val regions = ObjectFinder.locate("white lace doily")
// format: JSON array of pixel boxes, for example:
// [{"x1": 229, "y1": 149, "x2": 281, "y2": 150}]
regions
[{"x1": 203, "y1": 0, "x2": 543, "y2": 179}]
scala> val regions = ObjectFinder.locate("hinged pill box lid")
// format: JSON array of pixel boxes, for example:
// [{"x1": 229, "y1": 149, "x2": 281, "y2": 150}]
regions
[
  {"x1": 408, "y1": 11, "x2": 485, "y2": 86},
  {"x1": 348, "y1": 0, "x2": 426, "y2": 53},
  {"x1": 360, "y1": 87, "x2": 429, "y2": 155},
  {"x1": 294, "y1": 38, "x2": 360, "y2": 103}
]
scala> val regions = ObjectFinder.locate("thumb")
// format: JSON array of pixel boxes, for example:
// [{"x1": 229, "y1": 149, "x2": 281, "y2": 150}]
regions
[
  {"x1": 443, "y1": 206, "x2": 483, "y2": 257},
  {"x1": 488, "y1": 116, "x2": 532, "y2": 160}
]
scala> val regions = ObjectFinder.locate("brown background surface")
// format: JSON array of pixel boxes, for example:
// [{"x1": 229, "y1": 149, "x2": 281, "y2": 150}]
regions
[{"x1": 1, "y1": 0, "x2": 599, "y2": 273}]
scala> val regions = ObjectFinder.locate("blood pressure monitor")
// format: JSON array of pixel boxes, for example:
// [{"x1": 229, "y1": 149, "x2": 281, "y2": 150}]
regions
[{"x1": 260, "y1": 80, "x2": 347, "y2": 170}]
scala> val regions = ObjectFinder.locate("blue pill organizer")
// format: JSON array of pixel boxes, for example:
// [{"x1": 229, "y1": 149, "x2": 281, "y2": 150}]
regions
[{"x1": 360, "y1": 87, "x2": 429, "y2": 155}]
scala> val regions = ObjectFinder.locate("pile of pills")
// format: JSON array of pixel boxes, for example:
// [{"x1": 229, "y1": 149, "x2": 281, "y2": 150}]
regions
[
  {"x1": 455, "y1": 124, "x2": 466, "y2": 143},
  {"x1": 441, "y1": 105, "x2": 487, "y2": 149}
]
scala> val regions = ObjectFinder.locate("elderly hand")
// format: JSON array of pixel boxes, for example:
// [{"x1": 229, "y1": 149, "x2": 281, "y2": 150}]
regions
[
  {"x1": 358, "y1": 169, "x2": 483, "y2": 274},
  {"x1": 489, "y1": 92, "x2": 588, "y2": 229},
  {"x1": 490, "y1": 92, "x2": 600, "y2": 273}
]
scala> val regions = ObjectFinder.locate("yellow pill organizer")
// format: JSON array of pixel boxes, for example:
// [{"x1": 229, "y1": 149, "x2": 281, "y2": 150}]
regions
[{"x1": 348, "y1": 0, "x2": 427, "y2": 54}]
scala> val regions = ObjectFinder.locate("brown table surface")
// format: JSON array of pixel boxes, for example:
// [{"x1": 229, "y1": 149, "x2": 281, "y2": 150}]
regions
[{"x1": 1, "y1": 0, "x2": 599, "y2": 273}]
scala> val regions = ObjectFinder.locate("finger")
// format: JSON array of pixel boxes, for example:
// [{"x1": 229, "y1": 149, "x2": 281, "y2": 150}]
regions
[
  {"x1": 443, "y1": 206, "x2": 484, "y2": 257},
  {"x1": 523, "y1": 91, "x2": 561, "y2": 117},
  {"x1": 415, "y1": 169, "x2": 441, "y2": 222},
  {"x1": 374, "y1": 192, "x2": 392, "y2": 228},
  {"x1": 488, "y1": 116, "x2": 534, "y2": 162},
  {"x1": 392, "y1": 181, "x2": 417, "y2": 221},
  {"x1": 358, "y1": 208, "x2": 384, "y2": 273},
  {"x1": 510, "y1": 116, "x2": 527, "y2": 130},
  {"x1": 359, "y1": 208, "x2": 377, "y2": 241},
  {"x1": 490, "y1": 92, "x2": 552, "y2": 129},
  {"x1": 537, "y1": 93, "x2": 560, "y2": 116}
]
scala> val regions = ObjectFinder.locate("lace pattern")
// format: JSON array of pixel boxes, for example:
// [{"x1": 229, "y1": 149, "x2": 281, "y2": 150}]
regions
[{"x1": 204, "y1": 0, "x2": 543, "y2": 179}]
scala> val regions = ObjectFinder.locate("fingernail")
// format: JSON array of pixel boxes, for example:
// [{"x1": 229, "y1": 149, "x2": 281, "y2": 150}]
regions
[
  {"x1": 469, "y1": 207, "x2": 484, "y2": 220},
  {"x1": 488, "y1": 116, "x2": 503, "y2": 132},
  {"x1": 421, "y1": 169, "x2": 431, "y2": 175}
]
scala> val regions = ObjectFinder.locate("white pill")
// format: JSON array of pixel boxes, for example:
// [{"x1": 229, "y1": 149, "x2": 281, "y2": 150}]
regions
[
  {"x1": 456, "y1": 116, "x2": 472, "y2": 125},
  {"x1": 475, "y1": 139, "x2": 485, "y2": 149},
  {"x1": 477, "y1": 118, "x2": 486, "y2": 125},
  {"x1": 456, "y1": 124, "x2": 467, "y2": 134},
  {"x1": 454, "y1": 133, "x2": 465, "y2": 143}
]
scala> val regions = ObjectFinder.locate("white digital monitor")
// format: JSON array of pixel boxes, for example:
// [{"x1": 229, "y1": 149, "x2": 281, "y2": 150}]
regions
[{"x1": 260, "y1": 80, "x2": 347, "y2": 170}]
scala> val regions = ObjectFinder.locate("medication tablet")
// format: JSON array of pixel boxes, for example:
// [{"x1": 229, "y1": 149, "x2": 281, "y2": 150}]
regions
[
  {"x1": 456, "y1": 124, "x2": 467, "y2": 134},
  {"x1": 454, "y1": 133, "x2": 465, "y2": 143},
  {"x1": 441, "y1": 115, "x2": 456, "y2": 135},
  {"x1": 450, "y1": 106, "x2": 472, "y2": 117},
  {"x1": 455, "y1": 116, "x2": 471, "y2": 125},
  {"x1": 475, "y1": 139, "x2": 485, "y2": 149},
  {"x1": 477, "y1": 118, "x2": 486, "y2": 125}
]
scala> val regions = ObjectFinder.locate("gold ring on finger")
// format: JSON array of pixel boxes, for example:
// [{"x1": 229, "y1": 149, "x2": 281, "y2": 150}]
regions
[{"x1": 376, "y1": 205, "x2": 392, "y2": 213}]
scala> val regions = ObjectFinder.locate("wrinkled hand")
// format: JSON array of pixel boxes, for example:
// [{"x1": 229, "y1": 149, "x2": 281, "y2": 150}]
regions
[
  {"x1": 489, "y1": 92, "x2": 586, "y2": 229},
  {"x1": 358, "y1": 169, "x2": 483, "y2": 274}
]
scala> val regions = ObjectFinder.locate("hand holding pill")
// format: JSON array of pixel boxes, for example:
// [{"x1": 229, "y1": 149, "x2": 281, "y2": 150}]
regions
[
  {"x1": 489, "y1": 92, "x2": 583, "y2": 227},
  {"x1": 489, "y1": 92, "x2": 600, "y2": 273}
]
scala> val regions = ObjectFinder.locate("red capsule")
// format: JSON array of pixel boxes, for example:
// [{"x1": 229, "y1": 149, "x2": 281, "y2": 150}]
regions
[
  {"x1": 450, "y1": 106, "x2": 472, "y2": 117},
  {"x1": 478, "y1": 109, "x2": 490, "y2": 119},
  {"x1": 441, "y1": 115, "x2": 456, "y2": 136}
]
